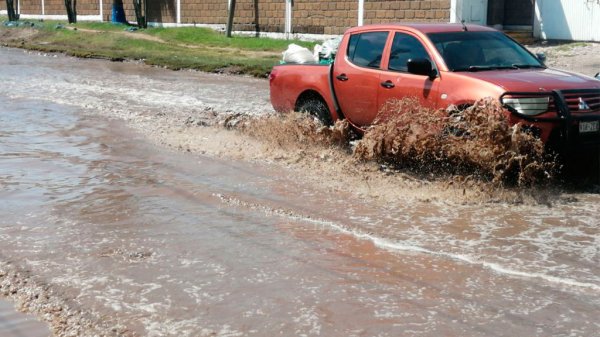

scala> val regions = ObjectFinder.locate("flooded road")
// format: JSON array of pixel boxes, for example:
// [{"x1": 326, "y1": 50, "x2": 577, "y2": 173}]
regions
[
  {"x1": 0, "y1": 299, "x2": 49, "y2": 337},
  {"x1": 0, "y1": 47, "x2": 599, "y2": 336}
]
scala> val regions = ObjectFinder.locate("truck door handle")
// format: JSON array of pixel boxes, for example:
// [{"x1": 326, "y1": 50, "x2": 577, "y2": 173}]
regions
[
  {"x1": 336, "y1": 74, "x2": 348, "y2": 81},
  {"x1": 380, "y1": 80, "x2": 395, "y2": 89}
]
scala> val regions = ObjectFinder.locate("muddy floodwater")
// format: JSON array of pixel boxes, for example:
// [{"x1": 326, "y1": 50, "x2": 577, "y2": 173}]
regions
[
  {"x1": 1, "y1": 47, "x2": 599, "y2": 336},
  {"x1": 0, "y1": 299, "x2": 49, "y2": 336}
]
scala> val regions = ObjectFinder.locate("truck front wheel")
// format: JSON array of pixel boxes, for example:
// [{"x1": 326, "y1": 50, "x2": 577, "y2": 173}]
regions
[{"x1": 296, "y1": 95, "x2": 333, "y2": 126}]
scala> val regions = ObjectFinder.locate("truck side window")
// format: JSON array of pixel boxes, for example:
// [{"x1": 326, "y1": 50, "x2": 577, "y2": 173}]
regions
[
  {"x1": 347, "y1": 31, "x2": 389, "y2": 69},
  {"x1": 388, "y1": 33, "x2": 431, "y2": 72}
]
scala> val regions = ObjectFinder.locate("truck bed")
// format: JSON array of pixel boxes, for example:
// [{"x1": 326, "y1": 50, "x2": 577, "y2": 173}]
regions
[{"x1": 269, "y1": 63, "x2": 340, "y2": 120}]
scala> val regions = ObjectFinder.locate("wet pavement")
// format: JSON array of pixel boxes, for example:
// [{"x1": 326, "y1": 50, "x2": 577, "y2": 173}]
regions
[
  {"x1": 0, "y1": 47, "x2": 599, "y2": 336},
  {"x1": 0, "y1": 299, "x2": 49, "y2": 337}
]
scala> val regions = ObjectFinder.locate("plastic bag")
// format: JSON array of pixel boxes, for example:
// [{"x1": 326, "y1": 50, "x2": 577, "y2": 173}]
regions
[
  {"x1": 322, "y1": 37, "x2": 342, "y2": 57},
  {"x1": 282, "y1": 44, "x2": 316, "y2": 64}
]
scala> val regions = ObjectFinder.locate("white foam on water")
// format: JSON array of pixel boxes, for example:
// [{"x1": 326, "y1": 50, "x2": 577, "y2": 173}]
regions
[
  {"x1": 318, "y1": 217, "x2": 600, "y2": 292},
  {"x1": 215, "y1": 194, "x2": 600, "y2": 293}
]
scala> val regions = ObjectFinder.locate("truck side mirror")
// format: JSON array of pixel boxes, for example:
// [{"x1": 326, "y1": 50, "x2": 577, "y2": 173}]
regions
[
  {"x1": 407, "y1": 58, "x2": 437, "y2": 80},
  {"x1": 536, "y1": 53, "x2": 547, "y2": 63}
]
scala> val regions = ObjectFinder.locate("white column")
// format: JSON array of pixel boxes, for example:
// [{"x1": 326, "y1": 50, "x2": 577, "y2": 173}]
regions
[
  {"x1": 99, "y1": 0, "x2": 102, "y2": 21},
  {"x1": 285, "y1": 0, "x2": 292, "y2": 37},
  {"x1": 450, "y1": 0, "x2": 462, "y2": 23},
  {"x1": 42, "y1": 0, "x2": 45, "y2": 16},
  {"x1": 358, "y1": 0, "x2": 364, "y2": 26},
  {"x1": 177, "y1": 0, "x2": 181, "y2": 24}
]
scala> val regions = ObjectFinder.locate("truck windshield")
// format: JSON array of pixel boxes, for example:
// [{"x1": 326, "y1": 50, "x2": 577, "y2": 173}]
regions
[{"x1": 427, "y1": 31, "x2": 544, "y2": 72}]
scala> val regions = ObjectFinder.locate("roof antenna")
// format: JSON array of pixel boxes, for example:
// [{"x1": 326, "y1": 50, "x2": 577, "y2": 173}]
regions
[{"x1": 461, "y1": 20, "x2": 468, "y2": 31}]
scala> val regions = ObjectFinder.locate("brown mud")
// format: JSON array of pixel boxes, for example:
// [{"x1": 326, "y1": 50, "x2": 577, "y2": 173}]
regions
[
  {"x1": 354, "y1": 98, "x2": 556, "y2": 186},
  {"x1": 184, "y1": 102, "x2": 561, "y2": 206}
]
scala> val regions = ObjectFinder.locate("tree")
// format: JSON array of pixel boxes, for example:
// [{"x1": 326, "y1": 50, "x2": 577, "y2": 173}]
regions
[
  {"x1": 64, "y1": 0, "x2": 77, "y2": 24},
  {"x1": 226, "y1": 0, "x2": 236, "y2": 37},
  {"x1": 5, "y1": 0, "x2": 19, "y2": 21},
  {"x1": 133, "y1": 0, "x2": 147, "y2": 28}
]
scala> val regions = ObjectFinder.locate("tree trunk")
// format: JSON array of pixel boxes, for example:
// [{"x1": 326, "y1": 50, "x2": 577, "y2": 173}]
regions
[
  {"x1": 5, "y1": 0, "x2": 19, "y2": 21},
  {"x1": 64, "y1": 0, "x2": 77, "y2": 24},
  {"x1": 133, "y1": 0, "x2": 147, "y2": 28},
  {"x1": 226, "y1": 0, "x2": 236, "y2": 38}
]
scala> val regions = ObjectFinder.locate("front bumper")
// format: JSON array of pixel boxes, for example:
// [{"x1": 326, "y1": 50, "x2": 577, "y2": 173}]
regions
[{"x1": 500, "y1": 89, "x2": 600, "y2": 151}]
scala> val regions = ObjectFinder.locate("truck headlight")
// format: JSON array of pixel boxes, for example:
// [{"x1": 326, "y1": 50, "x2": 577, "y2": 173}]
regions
[{"x1": 502, "y1": 97, "x2": 550, "y2": 116}]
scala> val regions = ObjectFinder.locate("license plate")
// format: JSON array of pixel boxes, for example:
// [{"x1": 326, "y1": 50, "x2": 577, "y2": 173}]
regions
[{"x1": 579, "y1": 121, "x2": 599, "y2": 133}]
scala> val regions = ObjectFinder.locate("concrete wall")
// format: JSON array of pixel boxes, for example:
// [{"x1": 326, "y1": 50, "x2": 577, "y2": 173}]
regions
[{"x1": 534, "y1": 0, "x2": 600, "y2": 42}]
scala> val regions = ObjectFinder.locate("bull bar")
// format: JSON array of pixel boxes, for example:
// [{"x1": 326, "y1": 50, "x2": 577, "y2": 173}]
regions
[{"x1": 500, "y1": 89, "x2": 600, "y2": 148}]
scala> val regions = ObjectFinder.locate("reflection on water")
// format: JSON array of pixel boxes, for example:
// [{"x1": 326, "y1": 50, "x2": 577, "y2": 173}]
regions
[{"x1": 0, "y1": 48, "x2": 598, "y2": 336}]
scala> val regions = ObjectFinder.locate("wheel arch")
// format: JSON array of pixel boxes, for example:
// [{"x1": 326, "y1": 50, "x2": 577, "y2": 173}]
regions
[
  {"x1": 295, "y1": 90, "x2": 328, "y2": 111},
  {"x1": 294, "y1": 89, "x2": 335, "y2": 126}
]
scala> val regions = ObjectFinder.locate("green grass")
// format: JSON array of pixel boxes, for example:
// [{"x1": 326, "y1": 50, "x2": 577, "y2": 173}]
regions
[
  {"x1": 146, "y1": 26, "x2": 314, "y2": 51},
  {"x1": 0, "y1": 18, "x2": 315, "y2": 77}
]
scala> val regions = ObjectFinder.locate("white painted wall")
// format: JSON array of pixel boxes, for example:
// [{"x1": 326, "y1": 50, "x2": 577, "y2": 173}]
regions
[
  {"x1": 451, "y1": 0, "x2": 487, "y2": 25},
  {"x1": 534, "y1": 0, "x2": 600, "y2": 41}
]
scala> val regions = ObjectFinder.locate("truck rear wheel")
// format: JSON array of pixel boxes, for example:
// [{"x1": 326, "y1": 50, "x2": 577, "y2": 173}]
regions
[{"x1": 297, "y1": 96, "x2": 333, "y2": 126}]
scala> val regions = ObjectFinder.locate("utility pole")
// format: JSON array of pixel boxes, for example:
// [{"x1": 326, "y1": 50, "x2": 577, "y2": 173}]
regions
[{"x1": 226, "y1": 0, "x2": 236, "y2": 38}]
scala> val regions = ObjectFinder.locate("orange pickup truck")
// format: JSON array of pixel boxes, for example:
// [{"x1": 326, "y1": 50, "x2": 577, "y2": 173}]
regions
[{"x1": 269, "y1": 23, "x2": 600, "y2": 152}]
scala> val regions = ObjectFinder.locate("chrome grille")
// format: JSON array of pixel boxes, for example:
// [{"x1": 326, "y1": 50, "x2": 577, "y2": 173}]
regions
[{"x1": 562, "y1": 90, "x2": 600, "y2": 112}]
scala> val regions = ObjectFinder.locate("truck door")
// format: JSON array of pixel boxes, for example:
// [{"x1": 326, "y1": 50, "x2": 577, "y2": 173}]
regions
[
  {"x1": 378, "y1": 31, "x2": 440, "y2": 118},
  {"x1": 333, "y1": 31, "x2": 390, "y2": 126}
]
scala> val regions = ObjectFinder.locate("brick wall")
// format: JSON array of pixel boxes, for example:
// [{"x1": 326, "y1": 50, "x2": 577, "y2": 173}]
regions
[
  {"x1": 43, "y1": 0, "x2": 65, "y2": 15},
  {"x1": 148, "y1": 0, "x2": 177, "y2": 23},
  {"x1": 10, "y1": 0, "x2": 452, "y2": 34},
  {"x1": 20, "y1": 0, "x2": 42, "y2": 15},
  {"x1": 77, "y1": 1, "x2": 102, "y2": 16},
  {"x1": 294, "y1": 0, "x2": 358, "y2": 35},
  {"x1": 181, "y1": 0, "x2": 228, "y2": 25},
  {"x1": 364, "y1": 0, "x2": 450, "y2": 25},
  {"x1": 227, "y1": 0, "x2": 286, "y2": 33},
  {"x1": 224, "y1": 0, "x2": 450, "y2": 35},
  {"x1": 25, "y1": 1, "x2": 103, "y2": 17}
]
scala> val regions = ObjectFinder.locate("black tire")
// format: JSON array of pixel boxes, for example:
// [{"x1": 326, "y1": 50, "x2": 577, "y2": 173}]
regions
[{"x1": 297, "y1": 96, "x2": 333, "y2": 126}]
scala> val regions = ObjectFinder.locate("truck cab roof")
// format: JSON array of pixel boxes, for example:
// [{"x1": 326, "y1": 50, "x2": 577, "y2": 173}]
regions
[{"x1": 345, "y1": 23, "x2": 497, "y2": 35}]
